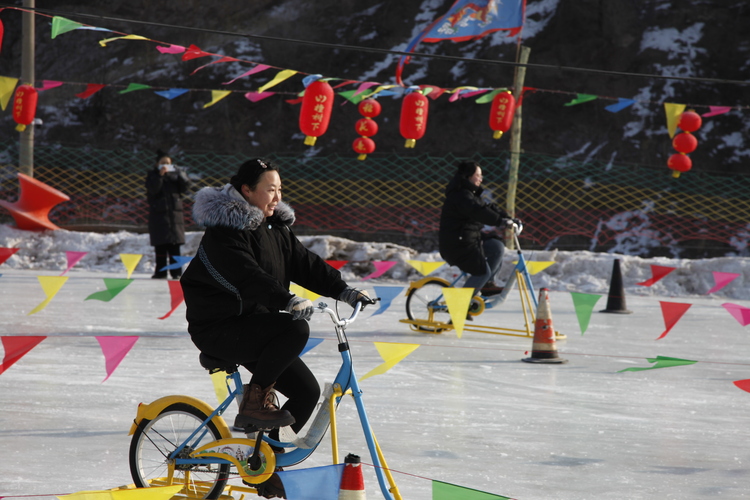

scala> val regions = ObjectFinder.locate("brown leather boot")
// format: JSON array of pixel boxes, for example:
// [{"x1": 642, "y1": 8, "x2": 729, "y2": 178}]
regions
[{"x1": 234, "y1": 383, "x2": 295, "y2": 430}]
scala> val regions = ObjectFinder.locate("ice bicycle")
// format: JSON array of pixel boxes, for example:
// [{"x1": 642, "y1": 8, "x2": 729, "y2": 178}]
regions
[
  {"x1": 128, "y1": 301, "x2": 402, "y2": 500},
  {"x1": 400, "y1": 222, "x2": 564, "y2": 339}
]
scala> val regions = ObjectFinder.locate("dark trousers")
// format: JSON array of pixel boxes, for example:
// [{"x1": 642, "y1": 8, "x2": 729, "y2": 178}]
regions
[{"x1": 154, "y1": 243, "x2": 182, "y2": 278}]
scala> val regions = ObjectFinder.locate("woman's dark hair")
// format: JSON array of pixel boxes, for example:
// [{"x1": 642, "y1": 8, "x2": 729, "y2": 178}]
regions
[
  {"x1": 155, "y1": 149, "x2": 171, "y2": 164},
  {"x1": 456, "y1": 160, "x2": 479, "y2": 179},
  {"x1": 230, "y1": 158, "x2": 280, "y2": 192}
]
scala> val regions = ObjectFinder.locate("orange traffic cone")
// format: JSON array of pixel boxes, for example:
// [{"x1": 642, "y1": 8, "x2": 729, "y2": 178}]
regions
[
  {"x1": 339, "y1": 453, "x2": 366, "y2": 500},
  {"x1": 522, "y1": 288, "x2": 568, "y2": 364}
]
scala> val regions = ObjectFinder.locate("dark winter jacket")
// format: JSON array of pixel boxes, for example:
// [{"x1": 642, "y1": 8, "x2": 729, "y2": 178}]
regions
[
  {"x1": 438, "y1": 175, "x2": 509, "y2": 275},
  {"x1": 180, "y1": 184, "x2": 348, "y2": 338},
  {"x1": 145, "y1": 167, "x2": 191, "y2": 246}
]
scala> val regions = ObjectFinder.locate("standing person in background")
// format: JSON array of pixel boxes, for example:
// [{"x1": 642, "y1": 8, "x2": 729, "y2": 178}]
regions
[{"x1": 146, "y1": 150, "x2": 191, "y2": 279}]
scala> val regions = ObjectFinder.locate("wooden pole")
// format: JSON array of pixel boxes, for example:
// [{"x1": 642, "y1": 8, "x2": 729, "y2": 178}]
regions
[
  {"x1": 505, "y1": 45, "x2": 530, "y2": 248},
  {"x1": 19, "y1": 0, "x2": 35, "y2": 177}
]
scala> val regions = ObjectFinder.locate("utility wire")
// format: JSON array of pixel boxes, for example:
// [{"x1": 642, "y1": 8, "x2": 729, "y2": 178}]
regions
[{"x1": 2, "y1": 3, "x2": 749, "y2": 87}]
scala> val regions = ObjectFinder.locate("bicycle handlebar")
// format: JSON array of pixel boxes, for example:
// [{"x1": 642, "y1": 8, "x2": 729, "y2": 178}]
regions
[{"x1": 314, "y1": 300, "x2": 366, "y2": 326}]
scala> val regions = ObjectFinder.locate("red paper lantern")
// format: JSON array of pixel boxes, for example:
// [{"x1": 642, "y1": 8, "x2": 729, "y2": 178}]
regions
[
  {"x1": 678, "y1": 110, "x2": 702, "y2": 133},
  {"x1": 489, "y1": 91, "x2": 515, "y2": 139},
  {"x1": 668, "y1": 153, "x2": 692, "y2": 178},
  {"x1": 399, "y1": 91, "x2": 429, "y2": 148},
  {"x1": 12, "y1": 84, "x2": 38, "y2": 132},
  {"x1": 299, "y1": 80, "x2": 334, "y2": 146},
  {"x1": 672, "y1": 132, "x2": 698, "y2": 154},
  {"x1": 358, "y1": 98, "x2": 381, "y2": 118},
  {"x1": 353, "y1": 137, "x2": 375, "y2": 160},
  {"x1": 355, "y1": 118, "x2": 378, "y2": 138}
]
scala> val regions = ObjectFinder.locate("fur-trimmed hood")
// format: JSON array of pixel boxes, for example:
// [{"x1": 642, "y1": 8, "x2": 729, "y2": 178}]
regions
[{"x1": 192, "y1": 184, "x2": 295, "y2": 230}]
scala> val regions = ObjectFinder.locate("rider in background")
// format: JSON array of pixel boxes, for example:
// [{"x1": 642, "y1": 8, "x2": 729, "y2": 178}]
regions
[{"x1": 438, "y1": 160, "x2": 518, "y2": 297}]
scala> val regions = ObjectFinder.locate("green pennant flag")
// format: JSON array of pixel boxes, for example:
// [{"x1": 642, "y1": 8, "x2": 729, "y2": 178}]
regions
[
  {"x1": 475, "y1": 88, "x2": 506, "y2": 104},
  {"x1": 570, "y1": 292, "x2": 602, "y2": 335},
  {"x1": 337, "y1": 90, "x2": 366, "y2": 105},
  {"x1": 119, "y1": 83, "x2": 152, "y2": 94},
  {"x1": 85, "y1": 278, "x2": 133, "y2": 302},
  {"x1": 564, "y1": 93, "x2": 598, "y2": 106},
  {"x1": 51, "y1": 17, "x2": 83, "y2": 39},
  {"x1": 433, "y1": 480, "x2": 511, "y2": 500},
  {"x1": 618, "y1": 356, "x2": 697, "y2": 373}
]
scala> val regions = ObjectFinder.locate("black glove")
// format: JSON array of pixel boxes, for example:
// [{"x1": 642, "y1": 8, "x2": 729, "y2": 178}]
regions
[
  {"x1": 285, "y1": 296, "x2": 314, "y2": 321},
  {"x1": 338, "y1": 286, "x2": 376, "y2": 310}
]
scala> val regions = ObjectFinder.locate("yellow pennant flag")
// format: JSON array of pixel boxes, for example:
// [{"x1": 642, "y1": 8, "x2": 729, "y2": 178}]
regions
[
  {"x1": 0, "y1": 76, "x2": 19, "y2": 111},
  {"x1": 28, "y1": 276, "x2": 69, "y2": 315},
  {"x1": 359, "y1": 342, "x2": 420, "y2": 382},
  {"x1": 58, "y1": 485, "x2": 183, "y2": 500},
  {"x1": 203, "y1": 90, "x2": 232, "y2": 108},
  {"x1": 664, "y1": 102, "x2": 686, "y2": 138},
  {"x1": 119, "y1": 253, "x2": 142, "y2": 278},
  {"x1": 406, "y1": 260, "x2": 445, "y2": 276},
  {"x1": 363, "y1": 85, "x2": 397, "y2": 99},
  {"x1": 210, "y1": 370, "x2": 230, "y2": 404},
  {"x1": 514, "y1": 261, "x2": 555, "y2": 275},
  {"x1": 289, "y1": 283, "x2": 321, "y2": 302},
  {"x1": 258, "y1": 70, "x2": 298, "y2": 93},
  {"x1": 98, "y1": 34, "x2": 150, "y2": 47},
  {"x1": 442, "y1": 287, "x2": 474, "y2": 338}
]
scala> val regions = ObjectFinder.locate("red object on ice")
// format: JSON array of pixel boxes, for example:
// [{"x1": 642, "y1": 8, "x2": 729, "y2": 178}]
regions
[{"x1": 0, "y1": 173, "x2": 70, "y2": 231}]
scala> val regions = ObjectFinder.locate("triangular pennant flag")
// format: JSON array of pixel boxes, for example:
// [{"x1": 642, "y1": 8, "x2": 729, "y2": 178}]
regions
[
  {"x1": 656, "y1": 301, "x2": 692, "y2": 340},
  {"x1": 119, "y1": 253, "x2": 142, "y2": 278},
  {"x1": 98, "y1": 34, "x2": 149, "y2": 47},
  {"x1": 706, "y1": 271, "x2": 740, "y2": 294},
  {"x1": 300, "y1": 337, "x2": 324, "y2": 357},
  {"x1": 362, "y1": 261, "x2": 397, "y2": 280},
  {"x1": 721, "y1": 303, "x2": 750, "y2": 327},
  {"x1": 28, "y1": 276, "x2": 68, "y2": 315},
  {"x1": 223, "y1": 64, "x2": 271, "y2": 85},
  {"x1": 325, "y1": 260, "x2": 348, "y2": 270},
  {"x1": 637, "y1": 265, "x2": 676, "y2": 286},
  {"x1": 190, "y1": 56, "x2": 238, "y2": 75},
  {"x1": 564, "y1": 94, "x2": 598, "y2": 106},
  {"x1": 442, "y1": 287, "x2": 474, "y2": 338},
  {"x1": 277, "y1": 464, "x2": 344, "y2": 500},
  {"x1": 258, "y1": 69, "x2": 298, "y2": 93},
  {"x1": 570, "y1": 292, "x2": 602, "y2": 335},
  {"x1": 203, "y1": 90, "x2": 232, "y2": 108},
  {"x1": 475, "y1": 88, "x2": 504, "y2": 104},
  {"x1": 618, "y1": 355, "x2": 697, "y2": 372},
  {"x1": 664, "y1": 102, "x2": 686, "y2": 138},
  {"x1": 158, "y1": 280, "x2": 185, "y2": 320},
  {"x1": 0, "y1": 17, "x2": 4, "y2": 54},
  {"x1": 37, "y1": 80, "x2": 64, "y2": 92},
  {"x1": 0, "y1": 247, "x2": 20, "y2": 265},
  {"x1": 159, "y1": 255, "x2": 193, "y2": 271},
  {"x1": 338, "y1": 89, "x2": 367, "y2": 105},
  {"x1": 244, "y1": 91, "x2": 275, "y2": 103},
  {"x1": 433, "y1": 480, "x2": 512, "y2": 500},
  {"x1": 85, "y1": 278, "x2": 133, "y2": 302},
  {"x1": 76, "y1": 83, "x2": 105, "y2": 99},
  {"x1": 119, "y1": 83, "x2": 151, "y2": 94},
  {"x1": 370, "y1": 286, "x2": 404, "y2": 317},
  {"x1": 97, "y1": 336, "x2": 138, "y2": 382},
  {"x1": 525, "y1": 261, "x2": 555, "y2": 275},
  {"x1": 58, "y1": 484, "x2": 183, "y2": 500},
  {"x1": 733, "y1": 379, "x2": 750, "y2": 393},
  {"x1": 0, "y1": 76, "x2": 18, "y2": 110},
  {"x1": 0, "y1": 336, "x2": 46, "y2": 375},
  {"x1": 155, "y1": 44, "x2": 186, "y2": 54},
  {"x1": 359, "y1": 342, "x2": 420, "y2": 381},
  {"x1": 289, "y1": 283, "x2": 321, "y2": 302},
  {"x1": 605, "y1": 98, "x2": 635, "y2": 113},
  {"x1": 61, "y1": 251, "x2": 87, "y2": 275},
  {"x1": 406, "y1": 260, "x2": 445, "y2": 276},
  {"x1": 51, "y1": 17, "x2": 83, "y2": 39},
  {"x1": 154, "y1": 88, "x2": 189, "y2": 100},
  {"x1": 210, "y1": 370, "x2": 229, "y2": 404},
  {"x1": 702, "y1": 106, "x2": 732, "y2": 118},
  {"x1": 182, "y1": 44, "x2": 213, "y2": 61}
]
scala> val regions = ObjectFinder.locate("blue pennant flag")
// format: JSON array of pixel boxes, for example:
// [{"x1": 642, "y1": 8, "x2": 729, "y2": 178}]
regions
[
  {"x1": 605, "y1": 98, "x2": 635, "y2": 113},
  {"x1": 159, "y1": 255, "x2": 193, "y2": 272},
  {"x1": 278, "y1": 464, "x2": 344, "y2": 500},
  {"x1": 154, "y1": 88, "x2": 189, "y2": 100},
  {"x1": 371, "y1": 286, "x2": 405, "y2": 316}
]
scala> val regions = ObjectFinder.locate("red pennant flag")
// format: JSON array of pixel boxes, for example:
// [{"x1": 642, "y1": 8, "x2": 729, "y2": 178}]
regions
[
  {"x1": 325, "y1": 260, "x2": 348, "y2": 270},
  {"x1": 637, "y1": 265, "x2": 676, "y2": 287},
  {"x1": 182, "y1": 44, "x2": 213, "y2": 61},
  {"x1": 0, "y1": 247, "x2": 19, "y2": 265},
  {"x1": 733, "y1": 379, "x2": 750, "y2": 393},
  {"x1": 158, "y1": 280, "x2": 185, "y2": 320},
  {"x1": 76, "y1": 83, "x2": 105, "y2": 99},
  {"x1": 0, "y1": 336, "x2": 46, "y2": 375},
  {"x1": 656, "y1": 301, "x2": 692, "y2": 340}
]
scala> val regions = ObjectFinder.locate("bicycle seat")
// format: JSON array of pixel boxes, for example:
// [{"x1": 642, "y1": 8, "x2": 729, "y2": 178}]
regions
[{"x1": 199, "y1": 352, "x2": 238, "y2": 374}]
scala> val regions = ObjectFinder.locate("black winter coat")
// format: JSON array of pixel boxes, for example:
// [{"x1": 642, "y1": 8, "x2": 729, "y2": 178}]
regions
[
  {"x1": 145, "y1": 167, "x2": 191, "y2": 246},
  {"x1": 438, "y1": 176, "x2": 509, "y2": 275},
  {"x1": 180, "y1": 185, "x2": 348, "y2": 339}
]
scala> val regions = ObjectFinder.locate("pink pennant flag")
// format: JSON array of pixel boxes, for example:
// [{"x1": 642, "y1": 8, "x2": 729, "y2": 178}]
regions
[
  {"x1": 182, "y1": 44, "x2": 213, "y2": 61},
  {"x1": 0, "y1": 336, "x2": 46, "y2": 375},
  {"x1": 722, "y1": 303, "x2": 750, "y2": 327},
  {"x1": 353, "y1": 81, "x2": 379, "y2": 97},
  {"x1": 0, "y1": 247, "x2": 19, "y2": 265},
  {"x1": 244, "y1": 91, "x2": 275, "y2": 103},
  {"x1": 223, "y1": 64, "x2": 271, "y2": 85},
  {"x1": 656, "y1": 301, "x2": 692, "y2": 340},
  {"x1": 61, "y1": 251, "x2": 88, "y2": 275},
  {"x1": 706, "y1": 272, "x2": 740, "y2": 294},
  {"x1": 637, "y1": 265, "x2": 676, "y2": 287},
  {"x1": 37, "y1": 80, "x2": 63, "y2": 92},
  {"x1": 76, "y1": 83, "x2": 105, "y2": 99},
  {"x1": 702, "y1": 106, "x2": 732, "y2": 118},
  {"x1": 159, "y1": 280, "x2": 185, "y2": 320},
  {"x1": 96, "y1": 336, "x2": 138, "y2": 382},
  {"x1": 733, "y1": 379, "x2": 750, "y2": 393},
  {"x1": 156, "y1": 44, "x2": 186, "y2": 54},
  {"x1": 362, "y1": 261, "x2": 397, "y2": 280}
]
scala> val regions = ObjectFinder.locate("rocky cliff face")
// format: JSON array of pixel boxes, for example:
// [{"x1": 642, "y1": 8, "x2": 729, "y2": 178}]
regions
[{"x1": 0, "y1": 0, "x2": 748, "y2": 173}]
